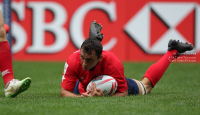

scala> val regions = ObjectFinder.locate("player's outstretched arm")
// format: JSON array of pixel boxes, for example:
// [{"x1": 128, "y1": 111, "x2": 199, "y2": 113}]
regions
[
  {"x1": 90, "y1": 82, "x2": 128, "y2": 97},
  {"x1": 91, "y1": 89, "x2": 128, "y2": 97},
  {"x1": 112, "y1": 90, "x2": 128, "y2": 97},
  {"x1": 60, "y1": 87, "x2": 81, "y2": 97},
  {"x1": 60, "y1": 87, "x2": 91, "y2": 97}
]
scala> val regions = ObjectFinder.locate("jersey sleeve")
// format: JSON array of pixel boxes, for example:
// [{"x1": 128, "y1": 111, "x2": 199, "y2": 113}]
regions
[
  {"x1": 103, "y1": 52, "x2": 128, "y2": 93},
  {"x1": 61, "y1": 61, "x2": 78, "y2": 92},
  {"x1": 106, "y1": 65, "x2": 128, "y2": 93}
]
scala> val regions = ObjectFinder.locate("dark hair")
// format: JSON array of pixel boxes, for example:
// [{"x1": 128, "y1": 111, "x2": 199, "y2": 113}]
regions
[{"x1": 81, "y1": 38, "x2": 103, "y2": 58}]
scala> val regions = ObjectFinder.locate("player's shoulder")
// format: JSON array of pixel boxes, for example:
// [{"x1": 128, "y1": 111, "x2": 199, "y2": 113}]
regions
[
  {"x1": 102, "y1": 51, "x2": 120, "y2": 61},
  {"x1": 66, "y1": 50, "x2": 80, "y2": 68},
  {"x1": 102, "y1": 50, "x2": 122, "y2": 67},
  {"x1": 102, "y1": 50, "x2": 116, "y2": 57},
  {"x1": 101, "y1": 51, "x2": 124, "y2": 76}
]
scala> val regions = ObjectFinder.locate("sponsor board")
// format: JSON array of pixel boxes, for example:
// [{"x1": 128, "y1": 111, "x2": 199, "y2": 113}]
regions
[{"x1": 0, "y1": 0, "x2": 199, "y2": 62}]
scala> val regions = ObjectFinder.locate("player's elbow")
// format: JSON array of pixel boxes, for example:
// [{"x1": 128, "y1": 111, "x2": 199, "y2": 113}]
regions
[
  {"x1": 60, "y1": 87, "x2": 77, "y2": 97},
  {"x1": 60, "y1": 90, "x2": 65, "y2": 97},
  {"x1": 121, "y1": 90, "x2": 128, "y2": 96},
  {"x1": 113, "y1": 90, "x2": 128, "y2": 97},
  {"x1": 124, "y1": 90, "x2": 128, "y2": 96},
  {"x1": 60, "y1": 87, "x2": 67, "y2": 97}
]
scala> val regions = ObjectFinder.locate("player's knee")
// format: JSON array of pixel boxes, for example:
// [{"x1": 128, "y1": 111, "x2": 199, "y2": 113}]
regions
[
  {"x1": 144, "y1": 85, "x2": 152, "y2": 94},
  {"x1": 141, "y1": 77, "x2": 153, "y2": 94}
]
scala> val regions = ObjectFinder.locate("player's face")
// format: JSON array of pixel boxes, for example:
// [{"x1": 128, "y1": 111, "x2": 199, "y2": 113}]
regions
[{"x1": 80, "y1": 49, "x2": 102, "y2": 71}]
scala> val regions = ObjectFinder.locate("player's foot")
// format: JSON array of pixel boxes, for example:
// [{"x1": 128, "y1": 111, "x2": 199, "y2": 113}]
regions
[
  {"x1": 89, "y1": 21, "x2": 104, "y2": 42},
  {"x1": 4, "y1": 77, "x2": 31, "y2": 97},
  {"x1": 168, "y1": 39, "x2": 194, "y2": 53}
]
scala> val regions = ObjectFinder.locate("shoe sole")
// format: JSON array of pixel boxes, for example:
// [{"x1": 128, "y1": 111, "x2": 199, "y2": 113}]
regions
[{"x1": 8, "y1": 77, "x2": 31, "y2": 98}]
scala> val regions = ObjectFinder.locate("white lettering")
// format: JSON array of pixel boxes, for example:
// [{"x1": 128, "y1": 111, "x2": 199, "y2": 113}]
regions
[
  {"x1": 2, "y1": 69, "x2": 10, "y2": 77},
  {"x1": 70, "y1": 1, "x2": 117, "y2": 50},
  {"x1": 11, "y1": 1, "x2": 27, "y2": 53},
  {"x1": 12, "y1": 22, "x2": 27, "y2": 53},
  {"x1": 27, "y1": 2, "x2": 68, "y2": 53}
]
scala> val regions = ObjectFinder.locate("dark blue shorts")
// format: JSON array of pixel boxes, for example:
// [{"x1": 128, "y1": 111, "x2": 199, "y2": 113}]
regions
[
  {"x1": 73, "y1": 78, "x2": 139, "y2": 95},
  {"x1": 126, "y1": 78, "x2": 139, "y2": 95}
]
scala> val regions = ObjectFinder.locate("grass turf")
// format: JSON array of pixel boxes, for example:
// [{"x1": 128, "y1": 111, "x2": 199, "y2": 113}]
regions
[{"x1": 0, "y1": 61, "x2": 199, "y2": 115}]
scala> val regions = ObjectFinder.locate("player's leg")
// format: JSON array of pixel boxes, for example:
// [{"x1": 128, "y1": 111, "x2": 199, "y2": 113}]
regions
[
  {"x1": 0, "y1": 11, "x2": 31, "y2": 97},
  {"x1": 128, "y1": 50, "x2": 180, "y2": 95},
  {"x1": 141, "y1": 40, "x2": 194, "y2": 94},
  {"x1": 141, "y1": 49, "x2": 179, "y2": 94},
  {"x1": 0, "y1": 11, "x2": 14, "y2": 86}
]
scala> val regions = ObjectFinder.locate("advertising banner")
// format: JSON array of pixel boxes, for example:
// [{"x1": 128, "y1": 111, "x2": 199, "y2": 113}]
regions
[{"x1": 1, "y1": 0, "x2": 199, "y2": 62}]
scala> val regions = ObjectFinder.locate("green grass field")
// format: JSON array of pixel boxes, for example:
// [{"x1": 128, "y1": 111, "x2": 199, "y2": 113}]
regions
[{"x1": 0, "y1": 61, "x2": 199, "y2": 115}]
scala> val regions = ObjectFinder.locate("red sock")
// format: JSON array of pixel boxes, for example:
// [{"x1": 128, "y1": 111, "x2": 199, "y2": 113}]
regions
[
  {"x1": 143, "y1": 50, "x2": 178, "y2": 87},
  {"x1": 0, "y1": 41, "x2": 14, "y2": 86}
]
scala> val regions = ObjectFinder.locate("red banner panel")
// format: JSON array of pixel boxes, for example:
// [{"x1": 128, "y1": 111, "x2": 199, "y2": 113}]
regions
[{"x1": 1, "y1": 0, "x2": 200, "y2": 62}]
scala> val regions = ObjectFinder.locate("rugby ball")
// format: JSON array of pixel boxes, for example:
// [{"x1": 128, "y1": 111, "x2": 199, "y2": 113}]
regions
[{"x1": 86, "y1": 75, "x2": 118, "y2": 96}]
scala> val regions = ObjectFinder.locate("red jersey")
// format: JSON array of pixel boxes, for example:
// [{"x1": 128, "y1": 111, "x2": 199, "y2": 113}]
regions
[{"x1": 61, "y1": 50, "x2": 128, "y2": 94}]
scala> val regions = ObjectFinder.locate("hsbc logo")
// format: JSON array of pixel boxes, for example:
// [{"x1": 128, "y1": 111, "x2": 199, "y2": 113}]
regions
[
  {"x1": 0, "y1": 1, "x2": 117, "y2": 53},
  {"x1": 124, "y1": 2, "x2": 200, "y2": 54},
  {"x1": 0, "y1": 1, "x2": 199, "y2": 60}
]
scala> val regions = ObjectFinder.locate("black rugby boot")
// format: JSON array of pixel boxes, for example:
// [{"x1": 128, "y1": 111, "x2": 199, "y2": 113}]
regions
[
  {"x1": 168, "y1": 39, "x2": 194, "y2": 53},
  {"x1": 89, "y1": 21, "x2": 104, "y2": 42}
]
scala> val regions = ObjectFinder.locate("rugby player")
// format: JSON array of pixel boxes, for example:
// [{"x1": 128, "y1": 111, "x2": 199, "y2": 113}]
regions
[{"x1": 60, "y1": 21, "x2": 193, "y2": 97}]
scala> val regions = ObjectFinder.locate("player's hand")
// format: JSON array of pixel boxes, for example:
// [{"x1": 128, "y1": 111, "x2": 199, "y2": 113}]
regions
[
  {"x1": 81, "y1": 90, "x2": 92, "y2": 97},
  {"x1": 91, "y1": 83, "x2": 104, "y2": 97}
]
